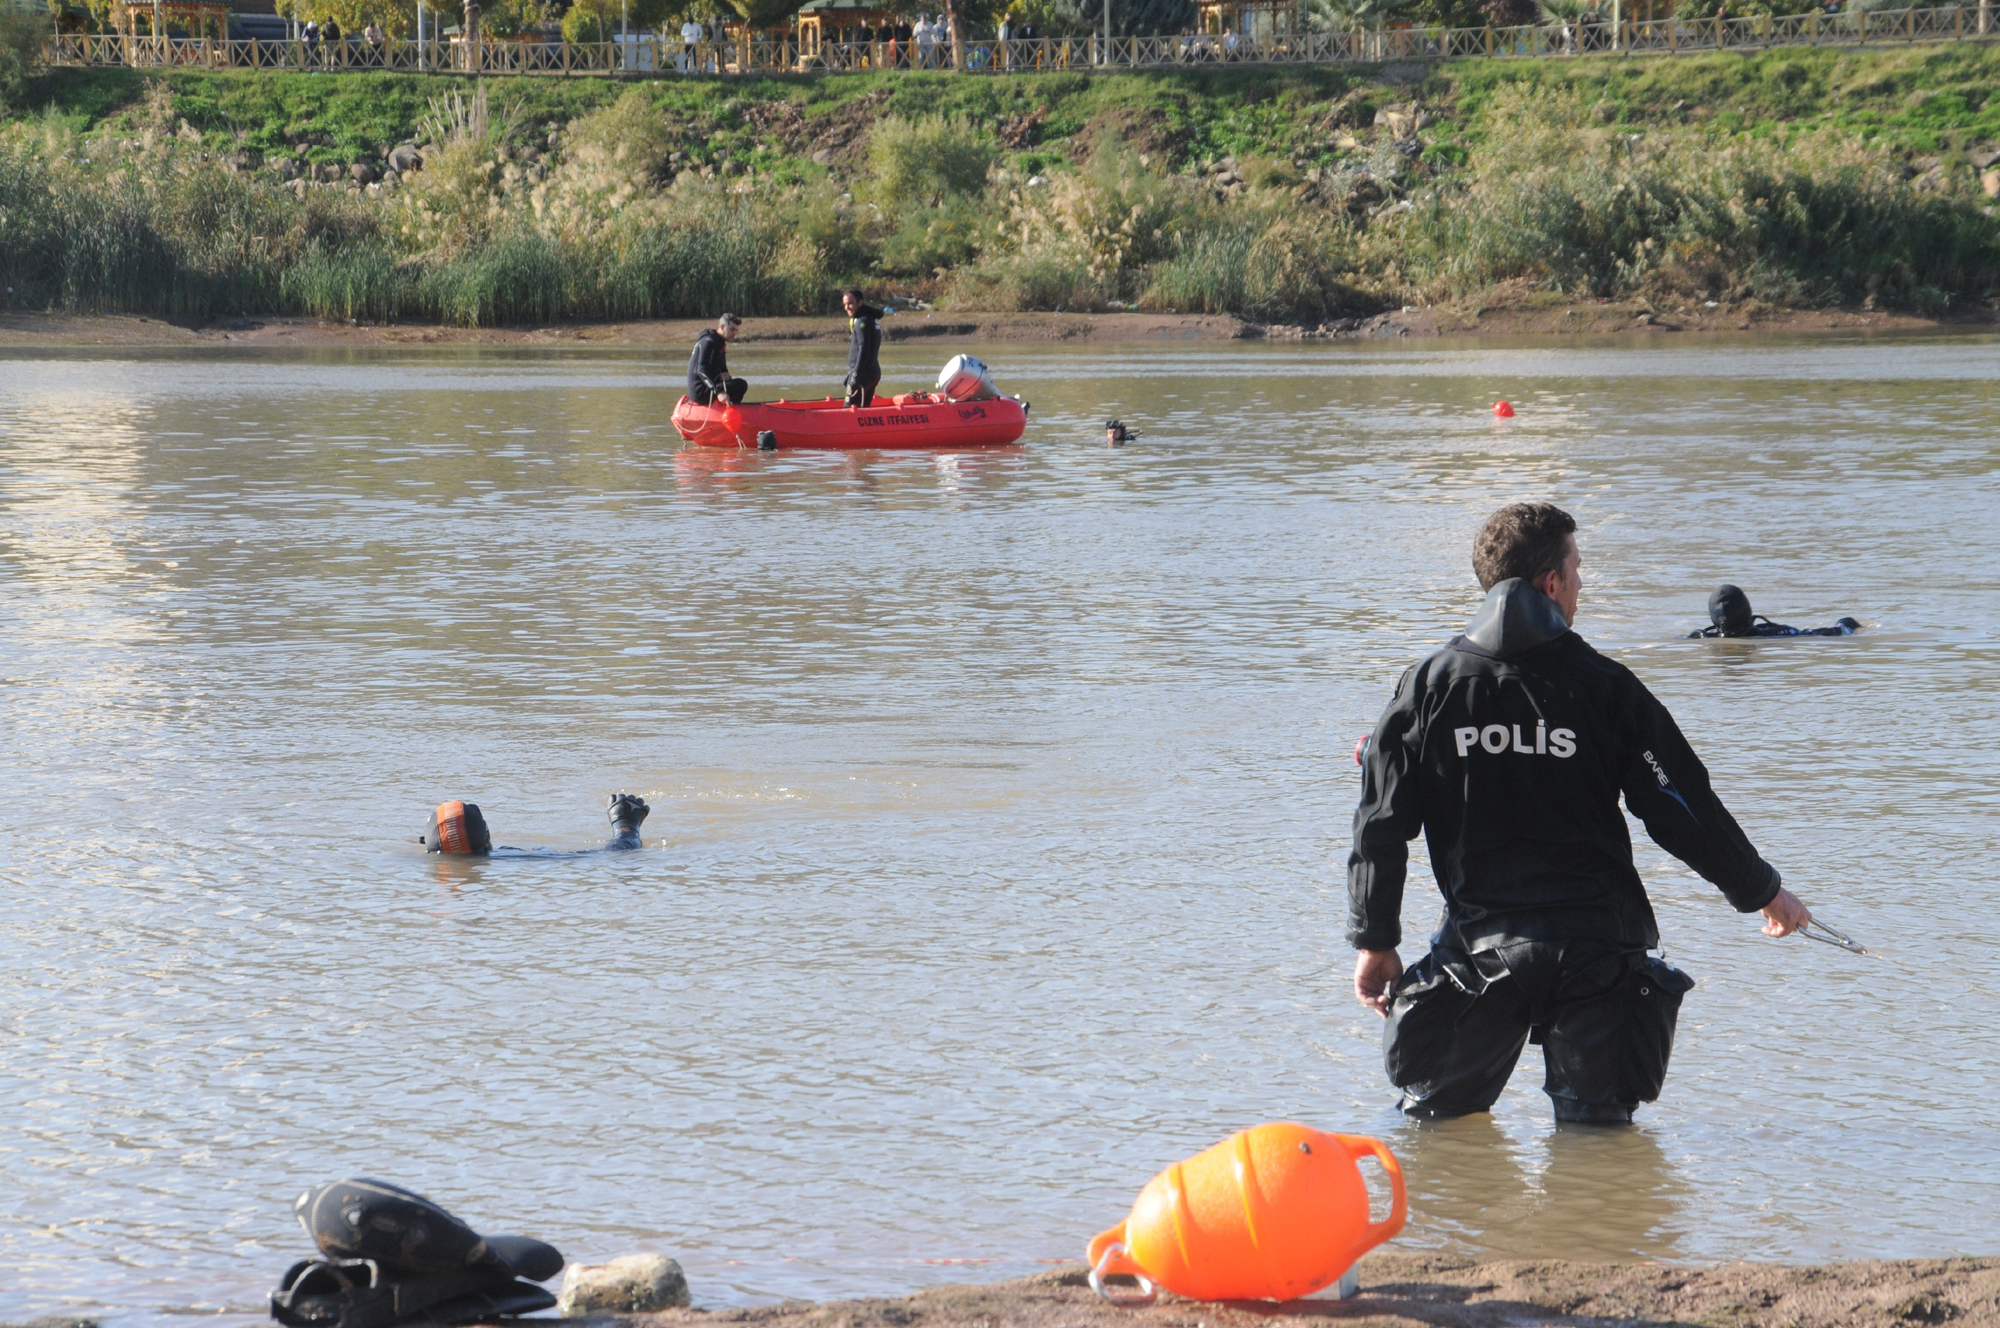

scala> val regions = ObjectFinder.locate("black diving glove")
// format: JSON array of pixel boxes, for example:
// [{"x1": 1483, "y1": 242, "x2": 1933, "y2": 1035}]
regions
[{"x1": 600, "y1": 792, "x2": 648, "y2": 836}]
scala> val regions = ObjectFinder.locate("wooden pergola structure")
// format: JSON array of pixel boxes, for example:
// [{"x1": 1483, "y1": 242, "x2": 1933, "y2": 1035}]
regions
[
  {"x1": 794, "y1": 0, "x2": 900, "y2": 52},
  {"x1": 113, "y1": 0, "x2": 231, "y2": 40},
  {"x1": 1195, "y1": 0, "x2": 1299, "y2": 37}
]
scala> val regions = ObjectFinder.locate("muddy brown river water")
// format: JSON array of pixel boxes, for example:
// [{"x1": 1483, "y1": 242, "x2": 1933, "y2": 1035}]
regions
[{"x1": 1, "y1": 337, "x2": 1995, "y2": 1324}]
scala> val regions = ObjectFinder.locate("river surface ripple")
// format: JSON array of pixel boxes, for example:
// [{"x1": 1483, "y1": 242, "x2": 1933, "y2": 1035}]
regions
[{"x1": 2, "y1": 337, "x2": 1996, "y2": 1323}]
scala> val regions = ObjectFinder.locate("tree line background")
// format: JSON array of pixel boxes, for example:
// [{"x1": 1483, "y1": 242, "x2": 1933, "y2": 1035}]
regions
[{"x1": 64, "y1": 0, "x2": 1575, "y2": 53}]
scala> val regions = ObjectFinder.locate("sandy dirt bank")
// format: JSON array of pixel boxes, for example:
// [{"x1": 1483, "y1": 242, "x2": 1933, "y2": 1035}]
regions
[
  {"x1": 6, "y1": 1254, "x2": 1996, "y2": 1328},
  {"x1": 0, "y1": 301, "x2": 1985, "y2": 350},
  {"x1": 584, "y1": 1256, "x2": 1997, "y2": 1328}
]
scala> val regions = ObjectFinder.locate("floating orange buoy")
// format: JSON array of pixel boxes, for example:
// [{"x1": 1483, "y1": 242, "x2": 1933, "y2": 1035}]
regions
[
  {"x1": 1493, "y1": 401, "x2": 1515, "y2": 417},
  {"x1": 1086, "y1": 1123, "x2": 1406, "y2": 1305}
]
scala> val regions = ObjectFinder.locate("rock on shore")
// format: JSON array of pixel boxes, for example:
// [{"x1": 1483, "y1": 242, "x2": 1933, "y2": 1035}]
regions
[
  {"x1": 556, "y1": 1255, "x2": 2000, "y2": 1328},
  {"x1": 561, "y1": 1254, "x2": 693, "y2": 1314}
]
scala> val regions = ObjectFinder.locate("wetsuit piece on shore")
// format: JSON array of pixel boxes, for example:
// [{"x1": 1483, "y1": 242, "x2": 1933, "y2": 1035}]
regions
[
  {"x1": 273, "y1": 1178, "x2": 562, "y2": 1328},
  {"x1": 1349, "y1": 578, "x2": 1780, "y2": 1122},
  {"x1": 845, "y1": 305, "x2": 883, "y2": 408},
  {"x1": 1689, "y1": 583, "x2": 1859, "y2": 637},
  {"x1": 688, "y1": 329, "x2": 746, "y2": 407}
]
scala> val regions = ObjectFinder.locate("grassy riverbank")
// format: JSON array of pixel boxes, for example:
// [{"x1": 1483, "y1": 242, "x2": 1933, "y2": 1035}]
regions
[{"x1": 4, "y1": 47, "x2": 2000, "y2": 326}]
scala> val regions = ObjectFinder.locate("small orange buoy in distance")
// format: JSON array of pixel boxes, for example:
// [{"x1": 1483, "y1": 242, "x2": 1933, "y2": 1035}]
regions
[
  {"x1": 1492, "y1": 400, "x2": 1515, "y2": 417},
  {"x1": 1087, "y1": 1122, "x2": 1406, "y2": 1305}
]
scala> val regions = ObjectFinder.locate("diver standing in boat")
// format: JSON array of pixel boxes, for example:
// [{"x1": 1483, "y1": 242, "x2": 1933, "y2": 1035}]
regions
[
  {"x1": 1347, "y1": 502, "x2": 1812, "y2": 1124},
  {"x1": 688, "y1": 313, "x2": 748, "y2": 406},
  {"x1": 843, "y1": 289, "x2": 883, "y2": 408}
]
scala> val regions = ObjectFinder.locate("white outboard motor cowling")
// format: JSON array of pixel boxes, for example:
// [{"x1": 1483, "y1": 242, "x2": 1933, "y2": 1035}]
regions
[{"x1": 936, "y1": 354, "x2": 999, "y2": 402}]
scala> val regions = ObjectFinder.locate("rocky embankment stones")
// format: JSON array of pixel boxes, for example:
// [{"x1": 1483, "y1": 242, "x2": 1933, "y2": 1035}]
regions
[{"x1": 557, "y1": 1254, "x2": 691, "y2": 1315}]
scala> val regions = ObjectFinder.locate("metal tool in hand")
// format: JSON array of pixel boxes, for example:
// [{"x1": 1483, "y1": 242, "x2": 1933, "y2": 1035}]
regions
[
  {"x1": 1796, "y1": 915, "x2": 2000, "y2": 1003},
  {"x1": 1795, "y1": 917, "x2": 1874, "y2": 956}
]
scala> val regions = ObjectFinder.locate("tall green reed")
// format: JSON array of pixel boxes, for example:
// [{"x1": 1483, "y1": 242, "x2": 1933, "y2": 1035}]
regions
[{"x1": 1384, "y1": 86, "x2": 2000, "y2": 309}]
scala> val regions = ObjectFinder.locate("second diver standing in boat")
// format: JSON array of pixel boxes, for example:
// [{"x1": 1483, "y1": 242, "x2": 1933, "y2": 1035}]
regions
[
  {"x1": 1688, "y1": 584, "x2": 1861, "y2": 638},
  {"x1": 688, "y1": 313, "x2": 748, "y2": 406},
  {"x1": 843, "y1": 290, "x2": 883, "y2": 408}
]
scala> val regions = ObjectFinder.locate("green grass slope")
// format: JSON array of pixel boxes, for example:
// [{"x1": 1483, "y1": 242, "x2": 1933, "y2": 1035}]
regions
[
  {"x1": 24, "y1": 44, "x2": 2000, "y2": 170},
  {"x1": 4, "y1": 47, "x2": 1997, "y2": 325}
]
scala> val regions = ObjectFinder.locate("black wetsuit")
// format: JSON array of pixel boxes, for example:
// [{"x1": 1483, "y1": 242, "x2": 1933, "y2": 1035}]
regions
[
  {"x1": 688, "y1": 329, "x2": 746, "y2": 406},
  {"x1": 1349, "y1": 579, "x2": 1780, "y2": 1122},
  {"x1": 1688, "y1": 616, "x2": 1860, "y2": 638},
  {"x1": 1694, "y1": 584, "x2": 1857, "y2": 638},
  {"x1": 845, "y1": 305, "x2": 883, "y2": 407}
]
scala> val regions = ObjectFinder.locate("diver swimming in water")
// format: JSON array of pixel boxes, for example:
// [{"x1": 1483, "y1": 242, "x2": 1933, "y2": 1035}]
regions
[
  {"x1": 420, "y1": 794, "x2": 649, "y2": 855},
  {"x1": 1688, "y1": 584, "x2": 1860, "y2": 638}
]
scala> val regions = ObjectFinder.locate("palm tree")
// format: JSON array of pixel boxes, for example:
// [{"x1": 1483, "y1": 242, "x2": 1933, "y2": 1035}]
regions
[
  {"x1": 1304, "y1": 0, "x2": 1411, "y2": 30},
  {"x1": 1306, "y1": 0, "x2": 1411, "y2": 57}
]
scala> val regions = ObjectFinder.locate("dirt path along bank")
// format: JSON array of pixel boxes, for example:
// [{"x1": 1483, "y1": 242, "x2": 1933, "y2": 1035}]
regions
[
  {"x1": 569, "y1": 1257, "x2": 2000, "y2": 1328},
  {"x1": 0, "y1": 303, "x2": 1977, "y2": 350}
]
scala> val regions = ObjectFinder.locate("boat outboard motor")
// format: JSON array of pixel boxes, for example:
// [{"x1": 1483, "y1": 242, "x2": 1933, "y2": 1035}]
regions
[
  {"x1": 272, "y1": 1178, "x2": 563, "y2": 1328},
  {"x1": 936, "y1": 354, "x2": 999, "y2": 402},
  {"x1": 420, "y1": 801, "x2": 490, "y2": 855}
]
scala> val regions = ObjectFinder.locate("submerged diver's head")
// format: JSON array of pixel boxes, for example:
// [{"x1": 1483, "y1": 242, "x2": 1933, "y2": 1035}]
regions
[
  {"x1": 1708, "y1": 584, "x2": 1755, "y2": 636},
  {"x1": 607, "y1": 793, "x2": 650, "y2": 832},
  {"x1": 421, "y1": 800, "x2": 491, "y2": 855}
]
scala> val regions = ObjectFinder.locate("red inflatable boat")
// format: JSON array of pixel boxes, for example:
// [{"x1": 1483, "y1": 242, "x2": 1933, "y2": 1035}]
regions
[{"x1": 672, "y1": 393, "x2": 1028, "y2": 450}]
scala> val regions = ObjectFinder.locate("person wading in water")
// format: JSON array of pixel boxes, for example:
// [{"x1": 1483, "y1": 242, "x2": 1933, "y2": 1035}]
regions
[
  {"x1": 842, "y1": 289, "x2": 883, "y2": 408},
  {"x1": 1348, "y1": 502, "x2": 1811, "y2": 1124}
]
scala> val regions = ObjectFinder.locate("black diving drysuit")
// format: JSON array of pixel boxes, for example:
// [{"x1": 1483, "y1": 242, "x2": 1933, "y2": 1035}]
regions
[
  {"x1": 1349, "y1": 578, "x2": 1782, "y2": 1122},
  {"x1": 273, "y1": 1178, "x2": 563, "y2": 1328},
  {"x1": 688, "y1": 328, "x2": 746, "y2": 407},
  {"x1": 1689, "y1": 584, "x2": 1859, "y2": 638},
  {"x1": 844, "y1": 304, "x2": 883, "y2": 408}
]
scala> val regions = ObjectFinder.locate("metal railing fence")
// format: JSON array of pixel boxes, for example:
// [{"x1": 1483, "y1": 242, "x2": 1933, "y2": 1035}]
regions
[{"x1": 45, "y1": 3, "x2": 2000, "y2": 77}]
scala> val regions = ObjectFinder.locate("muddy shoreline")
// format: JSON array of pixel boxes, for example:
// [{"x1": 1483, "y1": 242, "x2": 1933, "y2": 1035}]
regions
[
  {"x1": 9, "y1": 1255, "x2": 1997, "y2": 1328},
  {"x1": 0, "y1": 301, "x2": 1985, "y2": 349},
  {"x1": 575, "y1": 1257, "x2": 1998, "y2": 1328}
]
